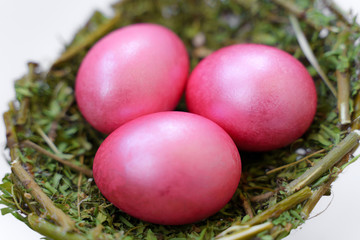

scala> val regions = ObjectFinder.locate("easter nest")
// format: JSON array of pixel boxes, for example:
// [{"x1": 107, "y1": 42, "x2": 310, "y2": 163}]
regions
[{"x1": 1, "y1": 0, "x2": 360, "y2": 239}]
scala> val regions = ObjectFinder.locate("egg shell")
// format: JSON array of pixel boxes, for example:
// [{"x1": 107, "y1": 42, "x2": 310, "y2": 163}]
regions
[
  {"x1": 75, "y1": 23, "x2": 189, "y2": 134},
  {"x1": 186, "y1": 44, "x2": 317, "y2": 151},
  {"x1": 93, "y1": 111, "x2": 242, "y2": 225}
]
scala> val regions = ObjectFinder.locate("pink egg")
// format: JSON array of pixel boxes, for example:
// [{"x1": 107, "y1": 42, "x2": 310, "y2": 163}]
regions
[
  {"x1": 93, "y1": 111, "x2": 242, "y2": 225},
  {"x1": 75, "y1": 23, "x2": 189, "y2": 134},
  {"x1": 186, "y1": 44, "x2": 317, "y2": 151}
]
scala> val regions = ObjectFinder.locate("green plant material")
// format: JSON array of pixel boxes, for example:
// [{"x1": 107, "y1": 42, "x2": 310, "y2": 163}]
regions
[
  {"x1": 28, "y1": 214, "x2": 86, "y2": 240},
  {"x1": 302, "y1": 152, "x2": 360, "y2": 218},
  {"x1": 286, "y1": 131, "x2": 360, "y2": 193},
  {"x1": 217, "y1": 187, "x2": 312, "y2": 239},
  {"x1": 266, "y1": 147, "x2": 329, "y2": 175},
  {"x1": 340, "y1": 153, "x2": 360, "y2": 170},
  {"x1": 22, "y1": 140, "x2": 93, "y2": 177},
  {"x1": 246, "y1": 187, "x2": 312, "y2": 226},
  {"x1": 1, "y1": 0, "x2": 360, "y2": 239},
  {"x1": 16, "y1": 62, "x2": 37, "y2": 125},
  {"x1": 216, "y1": 222, "x2": 274, "y2": 240},
  {"x1": 301, "y1": 175, "x2": 334, "y2": 219},
  {"x1": 271, "y1": 0, "x2": 322, "y2": 30},
  {"x1": 289, "y1": 14, "x2": 338, "y2": 98},
  {"x1": 11, "y1": 160, "x2": 75, "y2": 231},
  {"x1": 35, "y1": 125, "x2": 63, "y2": 156}
]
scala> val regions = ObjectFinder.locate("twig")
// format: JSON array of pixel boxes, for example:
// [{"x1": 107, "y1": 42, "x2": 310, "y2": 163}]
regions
[
  {"x1": 3, "y1": 110, "x2": 19, "y2": 157},
  {"x1": 52, "y1": 11, "x2": 122, "y2": 67},
  {"x1": 22, "y1": 140, "x2": 93, "y2": 177},
  {"x1": 48, "y1": 97, "x2": 74, "y2": 141},
  {"x1": 77, "y1": 155, "x2": 84, "y2": 219},
  {"x1": 10, "y1": 184, "x2": 31, "y2": 215},
  {"x1": 218, "y1": 187, "x2": 312, "y2": 239},
  {"x1": 324, "y1": 0, "x2": 354, "y2": 27},
  {"x1": 301, "y1": 175, "x2": 335, "y2": 218},
  {"x1": 289, "y1": 14, "x2": 338, "y2": 98},
  {"x1": 352, "y1": 93, "x2": 360, "y2": 130},
  {"x1": 0, "y1": 195, "x2": 15, "y2": 205},
  {"x1": 266, "y1": 148, "x2": 329, "y2": 175},
  {"x1": 302, "y1": 151, "x2": 360, "y2": 218},
  {"x1": 243, "y1": 185, "x2": 276, "y2": 193},
  {"x1": 340, "y1": 153, "x2": 360, "y2": 170},
  {"x1": 90, "y1": 224, "x2": 104, "y2": 240},
  {"x1": 11, "y1": 160, "x2": 75, "y2": 231},
  {"x1": 246, "y1": 187, "x2": 312, "y2": 226},
  {"x1": 10, "y1": 174, "x2": 40, "y2": 215},
  {"x1": 216, "y1": 222, "x2": 274, "y2": 240},
  {"x1": 250, "y1": 189, "x2": 280, "y2": 203},
  {"x1": 272, "y1": 0, "x2": 319, "y2": 30},
  {"x1": 336, "y1": 70, "x2": 351, "y2": 124},
  {"x1": 286, "y1": 131, "x2": 360, "y2": 193},
  {"x1": 28, "y1": 214, "x2": 85, "y2": 240},
  {"x1": 239, "y1": 190, "x2": 254, "y2": 218},
  {"x1": 272, "y1": 0, "x2": 305, "y2": 18},
  {"x1": 332, "y1": 31, "x2": 351, "y2": 125},
  {"x1": 16, "y1": 98, "x2": 30, "y2": 125},
  {"x1": 35, "y1": 126, "x2": 62, "y2": 155}
]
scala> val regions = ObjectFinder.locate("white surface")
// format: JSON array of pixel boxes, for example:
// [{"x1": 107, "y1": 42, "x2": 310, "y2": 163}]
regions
[{"x1": 0, "y1": 1, "x2": 359, "y2": 240}]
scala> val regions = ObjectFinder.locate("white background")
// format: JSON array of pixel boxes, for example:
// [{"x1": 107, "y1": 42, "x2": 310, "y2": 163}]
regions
[{"x1": 0, "y1": 0, "x2": 359, "y2": 239}]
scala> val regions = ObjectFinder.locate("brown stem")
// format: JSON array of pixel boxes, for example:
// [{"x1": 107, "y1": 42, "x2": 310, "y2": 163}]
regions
[
  {"x1": 22, "y1": 140, "x2": 93, "y2": 177},
  {"x1": 249, "y1": 188, "x2": 280, "y2": 203},
  {"x1": 239, "y1": 190, "x2": 254, "y2": 218}
]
